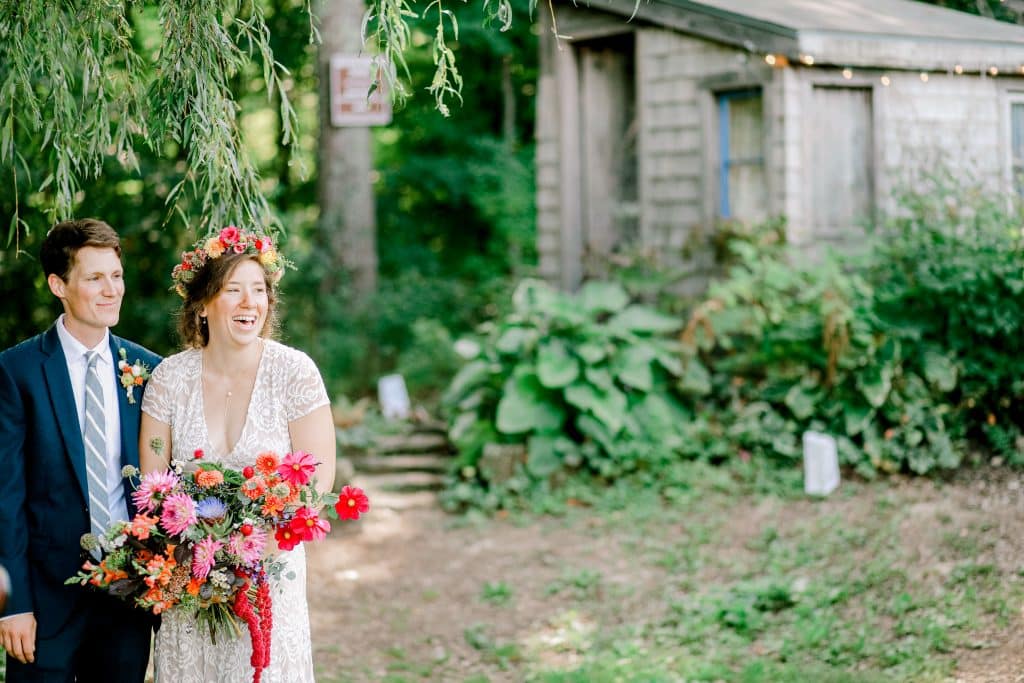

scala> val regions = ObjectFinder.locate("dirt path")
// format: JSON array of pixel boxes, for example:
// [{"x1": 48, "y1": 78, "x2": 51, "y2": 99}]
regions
[{"x1": 306, "y1": 472, "x2": 1024, "y2": 682}]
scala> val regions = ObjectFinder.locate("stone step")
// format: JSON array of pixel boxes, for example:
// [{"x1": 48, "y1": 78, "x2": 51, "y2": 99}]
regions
[
  {"x1": 372, "y1": 432, "x2": 451, "y2": 455},
  {"x1": 357, "y1": 471, "x2": 445, "y2": 493},
  {"x1": 349, "y1": 454, "x2": 451, "y2": 474},
  {"x1": 359, "y1": 488, "x2": 438, "y2": 510}
]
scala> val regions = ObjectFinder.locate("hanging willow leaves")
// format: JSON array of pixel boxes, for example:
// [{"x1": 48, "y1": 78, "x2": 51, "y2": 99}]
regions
[{"x1": 0, "y1": 0, "x2": 309, "y2": 242}]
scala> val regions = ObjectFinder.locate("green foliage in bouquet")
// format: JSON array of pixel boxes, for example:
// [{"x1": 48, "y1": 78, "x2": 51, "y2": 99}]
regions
[{"x1": 440, "y1": 278, "x2": 691, "y2": 510}]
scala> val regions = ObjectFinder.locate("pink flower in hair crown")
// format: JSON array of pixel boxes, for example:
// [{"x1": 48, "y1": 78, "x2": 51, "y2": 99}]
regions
[{"x1": 171, "y1": 226, "x2": 288, "y2": 298}]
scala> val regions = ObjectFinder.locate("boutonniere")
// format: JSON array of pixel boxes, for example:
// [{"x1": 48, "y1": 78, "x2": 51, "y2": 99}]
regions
[{"x1": 117, "y1": 347, "x2": 151, "y2": 405}]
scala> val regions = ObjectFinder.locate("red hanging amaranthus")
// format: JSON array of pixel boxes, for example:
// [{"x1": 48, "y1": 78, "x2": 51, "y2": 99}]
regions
[
  {"x1": 256, "y1": 579, "x2": 273, "y2": 667},
  {"x1": 232, "y1": 575, "x2": 273, "y2": 683}
]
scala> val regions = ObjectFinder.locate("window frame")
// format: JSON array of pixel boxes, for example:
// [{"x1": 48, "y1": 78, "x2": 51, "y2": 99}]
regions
[
  {"x1": 716, "y1": 87, "x2": 766, "y2": 219},
  {"x1": 1008, "y1": 93, "x2": 1024, "y2": 199}
]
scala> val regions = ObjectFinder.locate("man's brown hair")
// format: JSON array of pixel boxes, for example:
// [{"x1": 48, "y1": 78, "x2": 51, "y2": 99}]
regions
[{"x1": 39, "y1": 219, "x2": 121, "y2": 281}]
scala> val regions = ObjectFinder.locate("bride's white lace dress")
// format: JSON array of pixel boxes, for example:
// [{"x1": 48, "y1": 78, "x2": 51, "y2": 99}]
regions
[{"x1": 142, "y1": 340, "x2": 329, "y2": 683}]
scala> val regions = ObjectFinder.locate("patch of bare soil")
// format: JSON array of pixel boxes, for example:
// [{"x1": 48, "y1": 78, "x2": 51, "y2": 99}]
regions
[{"x1": 306, "y1": 469, "x2": 1024, "y2": 682}]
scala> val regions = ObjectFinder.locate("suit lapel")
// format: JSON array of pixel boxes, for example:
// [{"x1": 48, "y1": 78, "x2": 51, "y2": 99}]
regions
[
  {"x1": 40, "y1": 326, "x2": 89, "y2": 505},
  {"x1": 110, "y1": 335, "x2": 140, "y2": 514}
]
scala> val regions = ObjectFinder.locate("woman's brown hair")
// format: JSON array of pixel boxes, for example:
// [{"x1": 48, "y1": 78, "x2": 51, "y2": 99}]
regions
[{"x1": 178, "y1": 253, "x2": 279, "y2": 348}]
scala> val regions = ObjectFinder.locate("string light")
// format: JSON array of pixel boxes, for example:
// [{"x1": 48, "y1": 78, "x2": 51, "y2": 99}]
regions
[
  {"x1": 880, "y1": 75, "x2": 891, "y2": 86},
  {"x1": 954, "y1": 64, "x2": 964, "y2": 75},
  {"x1": 919, "y1": 72, "x2": 929, "y2": 82},
  {"x1": 764, "y1": 54, "x2": 776, "y2": 66},
  {"x1": 989, "y1": 66, "x2": 999, "y2": 76},
  {"x1": 842, "y1": 68, "x2": 853, "y2": 79},
  {"x1": 799, "y1": 54, "x2": 815, "y2": 66}
]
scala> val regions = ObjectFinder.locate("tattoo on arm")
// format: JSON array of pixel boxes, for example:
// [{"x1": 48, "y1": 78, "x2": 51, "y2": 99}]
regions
[{"x1": 150, "y1": 437, "x2": 166, "y2": 464}]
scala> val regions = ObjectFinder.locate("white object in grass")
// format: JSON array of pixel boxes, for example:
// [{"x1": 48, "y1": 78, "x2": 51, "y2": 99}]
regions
[
  {"x1": 378, "y1": 374, "x2": 411, "y2": 420},
  {"x1": 803, "y1": 431, "x2": 840, "y2": 496}
]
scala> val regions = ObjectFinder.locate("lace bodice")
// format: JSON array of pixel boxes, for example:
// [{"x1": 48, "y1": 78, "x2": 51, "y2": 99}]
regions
[
  {"x1": 141, "y1": 339, "x2": 328, "y2": 683},
  {"x1": 142, "y1": 339, "x2": 329, "y2": 468}
]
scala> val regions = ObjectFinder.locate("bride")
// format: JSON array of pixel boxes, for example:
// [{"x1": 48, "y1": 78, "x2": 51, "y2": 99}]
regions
[{"x1": 140, "y1": 227, "x2": 335, "y2": 682}]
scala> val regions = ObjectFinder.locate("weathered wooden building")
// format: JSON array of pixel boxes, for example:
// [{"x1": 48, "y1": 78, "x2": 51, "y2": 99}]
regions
[{"x1": 535, "y1": 0, "x2": 1024, "y2": 290}]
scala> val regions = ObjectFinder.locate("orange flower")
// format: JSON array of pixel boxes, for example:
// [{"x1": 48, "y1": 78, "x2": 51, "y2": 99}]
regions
[
  {"x1": 99, "y1": 559, "x2": 128, "y2": 583},
  {"x1": 134, "y1": 376, "x2": 144, "y2": 385},
  {"x1": 187, "y1": 577, "x2": 204, "y2": 596},
  {"x1": 195, "y1": 469, "x2": 224, "y2": 488},
  {"x1": 129, "y1": 514, "x2": 159, "y2": 540},
  {"x1": 255, "y1": 452, "x2": 280, "y2": 476},
  {"x1": 261, "y1": 495, "x2": 286, "y2": 516},
  {"x1": 241, "y1": 476, "x2": 267, "y2": 500}
]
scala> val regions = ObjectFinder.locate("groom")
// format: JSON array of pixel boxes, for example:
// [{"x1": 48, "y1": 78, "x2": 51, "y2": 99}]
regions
[{"x1": 0, "y1": 219, "x2": 160, "y2": 682}]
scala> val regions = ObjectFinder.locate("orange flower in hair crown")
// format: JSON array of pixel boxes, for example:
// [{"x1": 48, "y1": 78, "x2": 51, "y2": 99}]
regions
[{"x1": 171, "y1": 226, "x2": 286, "y2": 298}]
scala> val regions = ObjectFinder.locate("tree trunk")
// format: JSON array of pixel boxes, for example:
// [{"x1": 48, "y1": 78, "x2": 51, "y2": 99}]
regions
[
  {"x1": 317, "y1": 0, "x2": 378, "y2": 297},
  {"x1": 502, "y1": 55, "x2": 516, "y2": 152}
]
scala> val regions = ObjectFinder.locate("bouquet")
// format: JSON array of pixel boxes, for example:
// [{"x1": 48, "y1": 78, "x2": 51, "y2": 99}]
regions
[{"x1": 67, "y1": 450, "x2": 369, "y2": 683}]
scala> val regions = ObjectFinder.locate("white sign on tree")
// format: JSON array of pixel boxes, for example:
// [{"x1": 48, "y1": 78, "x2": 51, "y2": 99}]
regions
[{"x1": 329, "y1": 55, "x2": 392, "y2": 127}]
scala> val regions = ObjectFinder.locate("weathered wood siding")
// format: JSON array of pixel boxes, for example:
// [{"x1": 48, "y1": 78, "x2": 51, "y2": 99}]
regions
[
  {"x1": 636, "y1": 30, "x2": 781, "y2": 290},
  {"x1": 536, "y1": 3, "x2": 1024, "y2": 291},
  {"x1": 535, "y1": 7, "x2": 562, "y2": 284},
  {"x1": 783, "y1": 69, "x2": 1013, "y2": 247}
]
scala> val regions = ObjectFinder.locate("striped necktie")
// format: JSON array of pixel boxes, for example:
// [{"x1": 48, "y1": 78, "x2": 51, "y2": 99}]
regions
[{"x1": 83, "y1": 350, "x2": 111, "y2": 555}]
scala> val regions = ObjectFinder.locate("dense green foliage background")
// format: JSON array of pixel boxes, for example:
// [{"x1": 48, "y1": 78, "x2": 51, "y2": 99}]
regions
[{"x1": 0, "y1": 0, "x2": 537, "y2": 403}]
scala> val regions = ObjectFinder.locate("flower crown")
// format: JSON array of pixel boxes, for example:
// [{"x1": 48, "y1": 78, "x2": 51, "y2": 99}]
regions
[{"x1": 172, "y1": 226, "x2": 286, "y2": 298}]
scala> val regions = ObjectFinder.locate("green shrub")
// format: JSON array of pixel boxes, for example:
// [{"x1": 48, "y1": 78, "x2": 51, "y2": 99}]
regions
[
  {"x1": 441, "y1": 183, "x2": 1024, "y2": 509},
  {"x1": 684, "y1": 179, "x2": 1024, "y2": 474},
  {"x1": 683, "y1": 232, "x2": 960, "y2": 475},
  {"x1": 867, "y1": 182, "x2": 1024, "y2": 461},
  {"x1": 440, "y1": 278, "x2": 690, "y2": 510}
]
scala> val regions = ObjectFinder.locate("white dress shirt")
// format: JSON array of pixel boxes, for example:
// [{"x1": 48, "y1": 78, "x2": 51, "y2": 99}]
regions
[{"x1": 55, "y1": 315, "x2": 129, "y2": 525}]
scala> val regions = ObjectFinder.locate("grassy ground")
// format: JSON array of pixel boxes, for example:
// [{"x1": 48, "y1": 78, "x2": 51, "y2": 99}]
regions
[
  {"x1": 3, "y1": 463, "x2": 1021, "y2": 682},
  {"x1": 308, "y1": 462, "x2": 1024, "y2": 682}
]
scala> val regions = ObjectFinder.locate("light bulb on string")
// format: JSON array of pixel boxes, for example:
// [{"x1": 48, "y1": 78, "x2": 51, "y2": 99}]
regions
[
  {"x1": 989, "y1": 66, "x2": 999, "y2": 76},
  {"x1": 842, "y1": 68, "x2": 853, "y2": 79},
  {"x1": 920, "y1": 72, "x2": 929, "y2": 82},
  {"x1": 880, "y1": 75, "x2": 891, "y2": 86},
  {"x1": 954, "y1": 64, "x2": 964, "y2": 75}
]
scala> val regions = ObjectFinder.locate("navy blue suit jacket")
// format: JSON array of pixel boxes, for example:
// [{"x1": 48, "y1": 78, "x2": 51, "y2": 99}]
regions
[{"x1": 0, "y1": 324, "x2": 161, "y2": 638}]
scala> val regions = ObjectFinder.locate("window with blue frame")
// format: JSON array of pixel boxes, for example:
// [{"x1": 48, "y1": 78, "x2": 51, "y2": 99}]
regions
[
  {"x1": 717, "y1": 88, "x2": 767, "y2": 220},
  {"x1": 1012, "y1": 99, "x2": 1024, "y2": 197}
]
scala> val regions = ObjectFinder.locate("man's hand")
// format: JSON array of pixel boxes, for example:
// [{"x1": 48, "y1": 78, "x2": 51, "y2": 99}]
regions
[{"x1": 0, "y1": 612, "x2": 36, "y2": 664}]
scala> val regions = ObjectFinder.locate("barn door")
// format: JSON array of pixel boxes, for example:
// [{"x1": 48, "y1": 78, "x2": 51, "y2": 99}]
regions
[
  {"x1": 809, "y1": 86, "x2": 875, "y2": 241},
  {"x1": 577, "y1": 34, "x2": 637, "y2": 266}
]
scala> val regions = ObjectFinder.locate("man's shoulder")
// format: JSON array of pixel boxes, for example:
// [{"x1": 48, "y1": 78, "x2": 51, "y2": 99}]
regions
[
  {"x1": 0, "y1": 330, "x2": 48, "y2": 368},
  {"x1": 111, "y1": 335, "x2": 163, "y2": 369}
]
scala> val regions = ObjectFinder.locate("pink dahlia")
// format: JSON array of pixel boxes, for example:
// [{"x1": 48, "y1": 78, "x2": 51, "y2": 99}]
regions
[
  {"x1": 132, "y1": 470, "x2": 180, "y2": 514},
  {"x1": 191, "y1": 535, "x2": 224, "y2": 580},
  {"x1": 159, "y1": 493, "x2": 197, "y2": 536},
  {"x1": 278, "y1": 450, "x2": 318, "y2": 487},
  {"x1": 228, "y1": 526, "x2": 267, "y2": 564},
  {"x1": 289, "y1": 507, "x2": 330, "y2": 542}
]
